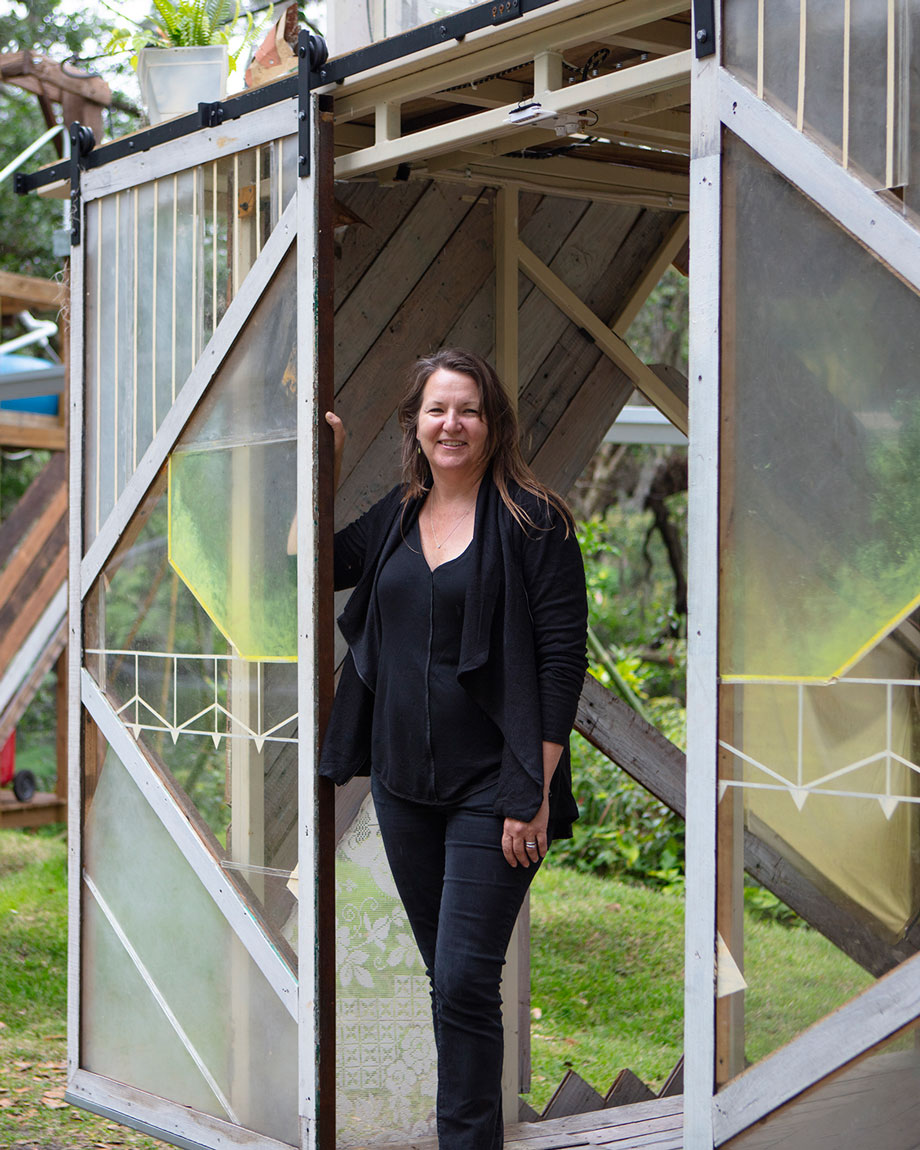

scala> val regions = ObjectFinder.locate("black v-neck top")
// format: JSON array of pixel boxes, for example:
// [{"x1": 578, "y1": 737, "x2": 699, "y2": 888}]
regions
[{"x1": 371, "y1": 518, "x2": 503, "y2": 804}]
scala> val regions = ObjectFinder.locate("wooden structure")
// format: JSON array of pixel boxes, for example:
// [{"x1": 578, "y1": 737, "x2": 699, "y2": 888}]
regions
[
  {"x1": 15, "y1": 0, "x2": 920, "y2": 1147},
  {"x1": 0, "y1": 268, "x2": 69, "y2": 828}
]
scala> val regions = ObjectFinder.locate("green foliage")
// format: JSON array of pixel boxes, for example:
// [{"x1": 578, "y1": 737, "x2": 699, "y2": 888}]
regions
[{"x1": 103, "y1": 0, "x2": 273, "y2": 72}]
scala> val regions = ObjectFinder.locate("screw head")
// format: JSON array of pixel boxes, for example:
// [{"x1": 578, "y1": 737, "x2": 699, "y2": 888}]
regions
[{"x1": 696, "y1": 27, "x2": 709, "y2": 42}]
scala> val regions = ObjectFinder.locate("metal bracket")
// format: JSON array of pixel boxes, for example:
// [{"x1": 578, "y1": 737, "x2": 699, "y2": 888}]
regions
[
  {"x1": 198, "y1": 100, "x2": 225, "y2": 128},
  {"x1": 490, "y1": 0, "x2": 521, "y2": 24},
  {"x1": 298, "y1": 31, "x2": 329, "y2": 177},
  {"x1": 69, "y1": 121, "x2": 95, "y2": 247},
  {"x1": 693, "y1": 0, "x2": 716, "y2": 58}
]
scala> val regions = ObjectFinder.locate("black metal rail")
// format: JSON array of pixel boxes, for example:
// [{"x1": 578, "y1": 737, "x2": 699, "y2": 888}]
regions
[{"x1": 16, "y1": 0, "x2": 564, "y2": 193}]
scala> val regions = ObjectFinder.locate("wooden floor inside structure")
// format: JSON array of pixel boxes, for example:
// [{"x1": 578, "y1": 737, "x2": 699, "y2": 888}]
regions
[{"x1": 373, "y1": 1095, "x2": 683, "y2": 1150}]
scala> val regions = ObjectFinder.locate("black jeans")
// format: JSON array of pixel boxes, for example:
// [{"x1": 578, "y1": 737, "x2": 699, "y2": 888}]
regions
[{"x1": 371, "y1": 774, "x2": 544, "y2": 1149}]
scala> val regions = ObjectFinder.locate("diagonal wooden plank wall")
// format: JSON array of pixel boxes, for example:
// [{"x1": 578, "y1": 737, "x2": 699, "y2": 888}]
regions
[{"x1": 332, "y1": 178, "x2": 679, "y2": 520}]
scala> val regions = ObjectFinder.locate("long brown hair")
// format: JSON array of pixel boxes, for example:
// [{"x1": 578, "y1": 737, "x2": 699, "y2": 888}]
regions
[{"x1": 396, "y1": 348, "x2": 572, "y2": 533}]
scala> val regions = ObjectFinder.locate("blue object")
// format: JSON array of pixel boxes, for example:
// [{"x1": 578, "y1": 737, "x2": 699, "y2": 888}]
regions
[{"x1": 0, "y1": 353, "x2": 60, "y2": 416}]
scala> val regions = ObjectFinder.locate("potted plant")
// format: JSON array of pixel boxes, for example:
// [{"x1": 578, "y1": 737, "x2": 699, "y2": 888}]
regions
[{"x1": 105, "y1": 0, "x2": 270, "y2": 124}]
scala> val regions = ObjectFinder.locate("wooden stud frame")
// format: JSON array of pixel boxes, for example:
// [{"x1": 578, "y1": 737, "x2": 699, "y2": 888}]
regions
[{"x1": 684, "y1": 5, "x2": 920, "y2": 1147}]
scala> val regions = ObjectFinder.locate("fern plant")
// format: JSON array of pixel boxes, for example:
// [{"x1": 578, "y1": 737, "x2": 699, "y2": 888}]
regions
[{"x1": 103, "y1": 0, "x2": 271, "y2": 72}]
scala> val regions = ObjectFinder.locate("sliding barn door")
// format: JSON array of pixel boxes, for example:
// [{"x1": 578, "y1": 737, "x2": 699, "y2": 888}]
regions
[{"x1": 66, "y1": 97, "x2": 333, "y2": 1150}]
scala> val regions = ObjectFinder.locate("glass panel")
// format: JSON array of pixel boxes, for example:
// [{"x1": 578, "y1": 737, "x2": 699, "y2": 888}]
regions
[
  {"x1": 723, "y1": 1017, "x2": 920, "y2": 1149},
  {"x1": 82, "y1": 726, "x2": 298, "y2": 1145},
  {"x1": 169, "y1": 250, "x2": 297, "y2": 660},
  {"x1": 83, "y1": 136, "x2": 297, "y2": 552},
  {"x1": 718, "y1": 130, "x2": 920, "y2": 1077},
  {"x1": 723, "y1": 0, "x2": 758, "y2": 87},
  {"x1": 84, "y1": 250, "x2": 300, "y2": 944},
  {"x1": 721, "y1": 134, "x2": 920, "y2": 683},
  {"x1": 723, "y1": 0, "x2": 912, "y2": 193},
  {"x1": 333, "y1": 792, "x2": 437, "y2": 1145}
]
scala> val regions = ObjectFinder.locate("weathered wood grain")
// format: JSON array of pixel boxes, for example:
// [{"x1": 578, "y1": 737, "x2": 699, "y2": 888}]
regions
[
  {"x1": 333, "y1": 181, "x2": 428, "y2": 310},
  {"x1": 363, "y1": 1096, "x2": 683, "y2": 1150},
  {"x1": 604, "y1": 1069, "x2": 656, "y2": 1108},
  {"x1": 0, "y1": 483, "x2": 67, "y2": 606},
  {"x1": 334, "y1": 183, "x2": 483, "y2": 389},
  {"x1": 542, "y1": 1071, "x2": 606, "y2": 1120},
  {"x1": 0, "y1": 451, "x2": 66, "y2": 566},
  {"x1": 0, "y1": 533, "x2": 67, "y2": 670}
]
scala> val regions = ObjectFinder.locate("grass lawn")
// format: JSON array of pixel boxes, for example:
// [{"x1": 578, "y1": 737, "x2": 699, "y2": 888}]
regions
[
  {"x1": 0, "y1": 826, "x2": 877, "y2": 1143},
  {"x1": 526, "y1": 863, "x2": 873, "y2": 1108}
]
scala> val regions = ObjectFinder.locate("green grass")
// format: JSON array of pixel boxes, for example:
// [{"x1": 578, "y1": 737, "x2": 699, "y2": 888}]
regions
[
  {"x1": 0, "y1": 827, "x2": 163, "y2": 1150},
  {"x1": 526, "y1": 864, "x2": 873, "y2": 1108},
  {"x1": 0, "y1": 828, "x2": 879, "y2": 1141}
]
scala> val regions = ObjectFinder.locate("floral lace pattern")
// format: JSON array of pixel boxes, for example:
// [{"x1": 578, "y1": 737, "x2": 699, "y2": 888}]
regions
[{"x1": 336, "y1": 795, "x2": 437, "y2": 1145}]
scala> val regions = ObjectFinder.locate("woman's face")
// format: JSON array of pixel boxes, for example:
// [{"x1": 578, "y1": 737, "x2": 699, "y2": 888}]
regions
[{"x1": 416, "y1": 368, "x2": 489, "y2": 481}]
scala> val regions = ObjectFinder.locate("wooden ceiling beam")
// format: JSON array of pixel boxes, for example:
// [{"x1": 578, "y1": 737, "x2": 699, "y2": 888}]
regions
[
  {"x1": 330, "y1": 0, "x2": 689, "y2": 123},
  {"x1": 334, "y1": 49, "x2": 690, "y2": 179},
  {"x1": 598, "y1": 17, "x2": 690, "y2": 54}
]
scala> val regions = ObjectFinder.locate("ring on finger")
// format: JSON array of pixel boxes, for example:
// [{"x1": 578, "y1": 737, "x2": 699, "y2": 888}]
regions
[{"x1": 525, "y1": 840, "x2": 537, "y2": 848}]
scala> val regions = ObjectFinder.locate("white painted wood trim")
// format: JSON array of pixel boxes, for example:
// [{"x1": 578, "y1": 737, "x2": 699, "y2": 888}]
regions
[
  {"x1": 0, "y1": 581, "x2": 67, "y2": 716},
  {"x1": 719, "y1": 69, "x2": 920, "y2": 293},
  {"x1": 79, "y1": 193, "x2": 297, "y2": 595},
  {"x1": 329, "y1": 0, "x2": 688, "y2": 122},
  {"x1": 713, "y1": 944, "x2": 920, "y2": 1144},
  {"x1": 334, "y1": 51, "x2": 691, "y2": 178},
  {"x1": 425, "y1": 159, "x2": 687, "y2": 211},
  {"x1": 83, "y1": 104, "x2": 298, "y2": 202},
  {"x1": 296, "y1": 99, "x2": 320, "y2": 1150},
  {"x1": 81, "y1": 669, "x2": 298, "y2": 1022},
  {"x1": 516, "y1": 239, "x2": 689, "y2": 432},
  {"x1": 684, "y1": 26, "x2": 722, "y2": 1150},
  {"x1": 67, "y1": 221, "x2": 86, "y2": 1082},
  {"x1": 66, "y1": 1068, "x2": 296, "y2": 1150}
]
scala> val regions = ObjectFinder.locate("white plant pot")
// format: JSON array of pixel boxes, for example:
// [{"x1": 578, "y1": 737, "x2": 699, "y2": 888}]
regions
[{"x1": 137, "y1": 45, "x2": 229, "y2": 125}]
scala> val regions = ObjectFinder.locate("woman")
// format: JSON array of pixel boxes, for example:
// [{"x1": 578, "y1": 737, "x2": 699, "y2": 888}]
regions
[{"x1": 320, "y1": 348, "x2": 587, "y2": 1148}]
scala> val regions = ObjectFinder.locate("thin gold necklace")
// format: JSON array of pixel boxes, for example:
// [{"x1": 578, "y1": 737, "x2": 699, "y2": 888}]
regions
[{"x1": 428, "y1": 502, "x2": 473, "y2": 549}]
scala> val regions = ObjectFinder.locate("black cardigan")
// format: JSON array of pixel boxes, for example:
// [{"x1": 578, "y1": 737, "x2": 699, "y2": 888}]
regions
[{"x1": 319, "y1": 472, "x2": 588, "y2": 838}]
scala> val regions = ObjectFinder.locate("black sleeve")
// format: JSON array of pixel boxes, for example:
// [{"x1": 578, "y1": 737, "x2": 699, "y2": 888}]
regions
[
  {"x1": 520, "y1": 512, "x2": 588, "y2": 744},
  {"x1": 332, "y1": 488, "x2": 402, "y2": 590},
  {"x1": 333, "y1": 508, "x2": 373, "y2": 590}
]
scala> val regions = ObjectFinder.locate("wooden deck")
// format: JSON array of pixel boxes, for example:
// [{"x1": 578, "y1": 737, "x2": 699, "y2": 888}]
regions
[{"x1": 368, "y1": 1096, "x2": 683, "y2": 1150}]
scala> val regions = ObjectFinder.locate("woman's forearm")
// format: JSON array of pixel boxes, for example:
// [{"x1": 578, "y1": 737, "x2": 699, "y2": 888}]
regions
[{"x1": 542, "y1": 740, "x2": 564, "y2": 799}]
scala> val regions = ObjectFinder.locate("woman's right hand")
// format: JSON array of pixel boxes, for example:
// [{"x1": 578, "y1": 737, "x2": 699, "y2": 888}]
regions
[{"x1": 326, "y1": 410, "x2": 345, "y2": 491}]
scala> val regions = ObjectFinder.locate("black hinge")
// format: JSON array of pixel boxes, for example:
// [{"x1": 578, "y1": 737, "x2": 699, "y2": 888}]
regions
[
  {"x1": 693, "y1": 0, "x2": 716, "y2": 58},
  {"x1": 298, "y1": 31, "x2": 329, "y2": 177},
  {"x1": 69, "y1": 122, "x2": 95, "y2": 246}
]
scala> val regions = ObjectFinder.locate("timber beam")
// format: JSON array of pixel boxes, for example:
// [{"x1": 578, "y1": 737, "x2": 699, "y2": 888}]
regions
[
  {"x1": 334, "y1": 50, "x2": 691, "y2": 179},
  {"x1": 574, "y1": 673, "x2": 914, "y2": 977}
]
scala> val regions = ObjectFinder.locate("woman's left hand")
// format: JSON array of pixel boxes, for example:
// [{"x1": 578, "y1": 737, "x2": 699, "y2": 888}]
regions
[{"x1": 502, "y1": 797, "x2": 550, "y2": 868}]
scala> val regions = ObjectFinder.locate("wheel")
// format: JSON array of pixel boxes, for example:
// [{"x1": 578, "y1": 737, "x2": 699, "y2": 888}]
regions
[{"x1": 12, "y1": 770, "x2": 36, "y2": 803}]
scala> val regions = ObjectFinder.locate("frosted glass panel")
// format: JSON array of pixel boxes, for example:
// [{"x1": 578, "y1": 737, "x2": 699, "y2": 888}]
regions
[
  {"x1": 335, "y1": 794, "x2": 437, "y2": 1145},
  {"x1": 723, "y1": 0, "x2": 912, "y2": 192},
  {"x1": 83, "y1": 136, "x2": 297, "y2": 550},
  {"x1": 720, "y1": 134, "x2": 920, "y2": 682},
  {"x1": 724, "y1": 1020, "x2": 920, "y2": 1149},
  {"x1": 169, "y1": 250, "x2": 298, "y2": 660},
  {"x1": 718, "y1": 131, "x2": 920, "y2": 1080},
  {"x1": 83, "y1": 736, "x2": 298, "y2": 1145}
]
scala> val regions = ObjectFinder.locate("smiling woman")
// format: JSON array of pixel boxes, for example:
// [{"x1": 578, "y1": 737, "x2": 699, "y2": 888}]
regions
[{"x1": 315, "y1": 346, "x2": 589, "y2": 1150}]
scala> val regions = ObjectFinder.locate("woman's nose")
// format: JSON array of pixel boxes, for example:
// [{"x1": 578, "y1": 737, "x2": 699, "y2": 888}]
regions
[{"x1": 443, "y1": 409, "x2": 462, "y2": 431}]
